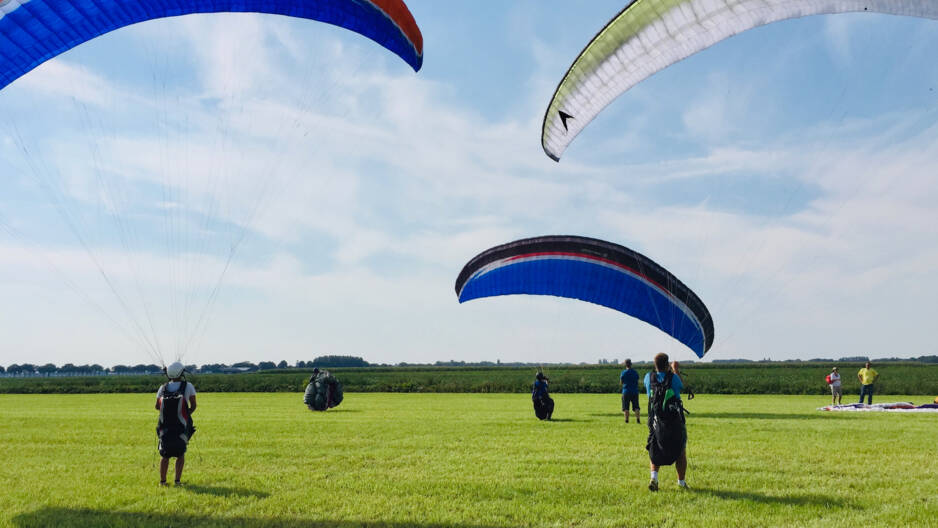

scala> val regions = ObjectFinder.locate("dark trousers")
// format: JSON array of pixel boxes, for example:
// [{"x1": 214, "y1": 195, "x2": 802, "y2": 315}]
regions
[{"x1": 859, "y1": 384, "x2": 874, "y2": 404}]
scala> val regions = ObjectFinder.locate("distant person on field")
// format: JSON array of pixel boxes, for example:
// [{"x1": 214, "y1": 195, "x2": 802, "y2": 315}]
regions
[
  {"x1": 304, "y1": 368, "x2": 321, "y2": 410},
  {"x1": 857, "y1": 362, "x2": 879, "y2": 405},
  {"x1": 644, "y1": 353, "x2": 688, "y2": 491},
  {"x1": 532, "y1": 371, "x2": 554, "y2": 420},
  {"x1": 828, "y1": 367, "x2": 842, "y2": 405},
  {"x1": 619, "y1": 359, "x2": 640, "y2": 424},
  {"x1": 304, "y1": 367, "x2": 344, "y2": 411},
  {"x1": 155, "y1": 361, "x2": 196, "y2": 486}
]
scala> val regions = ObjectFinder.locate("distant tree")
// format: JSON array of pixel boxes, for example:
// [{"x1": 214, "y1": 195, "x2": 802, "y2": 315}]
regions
[
  {"x1": 110, "y1": 365, "x2": 130, "y2": 373},
  {"x1": 0, "y1": 365, "x2": 5, "y2": 373},
  {"x1": 199, "y1": 363, "x2": 228, "y2": 373},
  {"x1": 60, "y1": 363, "x2": 77, "y2": 373},
  {"x1": 37, "y1": 363, "x2": 57, "y2": 375},
  {"x1": 232, "y1": 361, "x2": 258, "y2": 372},
  {"x1": 435, "y1": 360, "x2": 466, "y2": 367},
  {"x1": 917, "y1": 355, "x2": 938, "y2": 363},
  {"x1": 145, "y1": 364, "x2": 161, "y2": 373},
  {"x1": 277, "y1": 360, "x2": 288, "y2": 369},
  {"x1": 311, "y1": 355, "x2": 370, "y2": 368},
  {"x1": 6, "y1": 364, "x2": 22, "y2": 374},
  {"x1": 20, "y1": 363, "x2": 37, "y2": 374},
  {"x1": 295, "y1": 360, "x2": 307, "y2": 368},
  {"x1": 838, "y1": 356, "x2": 869, "y2": 362},
  {"x1": 257, "y1": 361, "x2": 276, "y2": 370}
]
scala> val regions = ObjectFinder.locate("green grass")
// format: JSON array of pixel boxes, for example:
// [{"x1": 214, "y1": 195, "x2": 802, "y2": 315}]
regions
[{"x1": 1, "y1": 393, "x2": 936, "y2": 527}]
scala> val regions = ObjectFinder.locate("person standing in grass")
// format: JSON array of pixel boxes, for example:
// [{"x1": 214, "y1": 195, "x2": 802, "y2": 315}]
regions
[
  {"x1": 644, "y1": 353, "x2": 688, "y2": 491},
  {"x1": 532, "y1": 371, "x2": 554, "y2": 420},
  {"x1": 620, "y1": 359, "x2": 640, "y2": 424},
  {"x1": 156, "y1": 361, "x2": 197, "y2": 486},
  {"x1": 857, "y1": 362, "x2": 879, "y2": 405},
  {"x1": 828, "y1": 367, "x2": 842, "y2": 405}
]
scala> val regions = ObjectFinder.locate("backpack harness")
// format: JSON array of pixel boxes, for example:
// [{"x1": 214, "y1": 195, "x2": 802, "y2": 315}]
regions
[
  {"x1": 157, "y1": 381, "x2": 194, "y2": 457},
  {"x1": 646, "y1": 371, "x2": 689, "y2": 466}
]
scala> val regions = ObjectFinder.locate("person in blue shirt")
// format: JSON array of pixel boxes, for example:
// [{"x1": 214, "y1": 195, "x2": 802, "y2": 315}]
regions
[
  {"x1": 620, "y1": 359, "x2": 640, "y2": 424},
  {"x1": 643, "y1": 354, "x2": 688, "y2": 491},
  {"x1": 532, "y1": 371, "x2": 554, "y2": 420},
  {"x1": 643, "y1": 360, "x2": 683, "y2": 401}
]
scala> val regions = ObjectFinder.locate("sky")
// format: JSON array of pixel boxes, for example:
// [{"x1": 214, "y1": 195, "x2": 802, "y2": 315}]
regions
[{"x1": 1, "y1": 1, "x2": 938, "y2": 368}]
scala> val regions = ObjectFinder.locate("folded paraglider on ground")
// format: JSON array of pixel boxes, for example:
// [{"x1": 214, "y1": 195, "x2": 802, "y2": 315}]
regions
[{"x1": 818, "y1": 402, "x2": 938, "y2": 412}]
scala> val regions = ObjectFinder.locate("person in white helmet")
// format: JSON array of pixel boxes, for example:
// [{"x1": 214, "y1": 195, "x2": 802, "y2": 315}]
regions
[{"x1": 155, "y1": 361, "x2": 197, "y2": 486}]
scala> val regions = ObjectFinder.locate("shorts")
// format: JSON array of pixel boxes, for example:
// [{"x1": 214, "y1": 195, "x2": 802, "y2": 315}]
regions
[
  {"x1": 622, "y1": 392, "x2": 640, "y2": 412},
  {"x1": 831, "y1": 385, "x2": 842, "y2": 397}
]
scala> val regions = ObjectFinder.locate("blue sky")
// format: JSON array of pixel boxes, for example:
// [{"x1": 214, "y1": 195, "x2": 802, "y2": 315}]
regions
[{"x1": 2, "y1": 2, "x2": 938, "y2": 367}]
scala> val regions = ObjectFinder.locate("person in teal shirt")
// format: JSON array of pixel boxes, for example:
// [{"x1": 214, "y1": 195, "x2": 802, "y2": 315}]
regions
[
  {"x1": 643, "y1": 354, "x2": 687, "y2": 491},
  {"x1": 643, "y1": 363, "x2": 683, "y2": 400},
  {"x1": 620, "y1": 359, "x2": 640, "y2": 424}
]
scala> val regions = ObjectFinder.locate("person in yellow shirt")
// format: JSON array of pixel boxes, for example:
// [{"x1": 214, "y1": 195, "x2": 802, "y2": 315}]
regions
[{"x1": 857, "y1": 361, "x2": 879, "y2": 405}]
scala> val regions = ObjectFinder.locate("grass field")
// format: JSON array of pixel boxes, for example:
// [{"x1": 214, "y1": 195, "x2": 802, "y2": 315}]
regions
[{"x1": 1, "y1": 393, "x2": 936, "y2": 527}]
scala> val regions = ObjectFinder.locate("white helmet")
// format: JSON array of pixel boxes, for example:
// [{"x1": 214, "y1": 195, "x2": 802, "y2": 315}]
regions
[{"x1": 166, "y1": 361, "x2": 184, "y2": 379}]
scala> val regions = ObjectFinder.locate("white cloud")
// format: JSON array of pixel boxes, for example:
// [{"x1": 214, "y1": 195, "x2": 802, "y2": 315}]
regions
[
  {"x1": 823, "y1": 16, "x2": 854, "y2": 67},
  {"x1": 14, "y1": 60, "x2": 132, "y2": 108}
]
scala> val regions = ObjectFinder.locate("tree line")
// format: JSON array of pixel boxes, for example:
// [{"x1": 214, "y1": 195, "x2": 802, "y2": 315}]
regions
[
  {"x1": 5, "y1": 354, "x2": 938, "y2": 378},
  {"x1": 1, "y1": 355, "x2": 372, "y2": 377},
  {"x1": 711, "y1": 355, "x2": 938, "y2": 363}
]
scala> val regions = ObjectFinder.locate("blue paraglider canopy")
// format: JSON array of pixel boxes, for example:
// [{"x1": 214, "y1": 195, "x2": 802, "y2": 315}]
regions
[
  {"x1": 0, "y1": 0, "x2": 423, "y2": 92},
  {"x1": 455, "y1": 235, "x2": 714, "y2": 358}
]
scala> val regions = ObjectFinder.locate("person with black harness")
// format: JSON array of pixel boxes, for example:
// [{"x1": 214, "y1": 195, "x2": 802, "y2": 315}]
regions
[
  {"x1": 155, "y1": 361, "x2": 196, "y2": 486},
  {"x1": 644, "y1": 353, "x2": 688, "y2": 491},
  {"x1": 304, "y1": 368, "x2": 344, "y2": 411},
  {"x1": 532, "y1": 371, "x2": 554, "y2": 420}
]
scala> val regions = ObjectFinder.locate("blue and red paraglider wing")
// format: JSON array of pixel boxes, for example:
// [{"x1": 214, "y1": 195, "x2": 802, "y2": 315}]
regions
[
  {"x1": 0, "y1": 0, "x2": 424, "y2": 92},
  {"x1": 455, "y1": 236, "x2": 714, "y2": 358}
]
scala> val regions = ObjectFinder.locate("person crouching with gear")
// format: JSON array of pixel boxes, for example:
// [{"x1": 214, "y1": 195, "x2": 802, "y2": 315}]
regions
[
  {"x1": 155, "y1": 361, "x2": 196, "y2": 486},
  {"x1": 304, "y1": 368, "x2": 345, "y2": 411}
]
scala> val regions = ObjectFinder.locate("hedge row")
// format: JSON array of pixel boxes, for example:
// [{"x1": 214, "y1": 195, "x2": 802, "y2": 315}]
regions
[{"x1": 2, "y1": 363, "x2": 937, "y2": 395}]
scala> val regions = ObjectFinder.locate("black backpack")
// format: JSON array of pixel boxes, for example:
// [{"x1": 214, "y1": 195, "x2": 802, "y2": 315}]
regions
[
  {"x1": 157, "y1": 381, "x2": 195, "y2": 457},
  {"x1": 646, "y1": 372, "x2": 687, "y2": 466},
  {"x1": 649, "y1": 372, "x2": 685, "y2": 421},
  {"x1": 531, "y1": 380, "x2": 554, "y2": 420}
]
